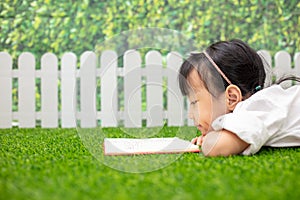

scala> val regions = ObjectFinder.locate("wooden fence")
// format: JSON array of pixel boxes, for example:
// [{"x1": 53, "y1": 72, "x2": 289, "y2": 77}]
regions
[{"x1": 0, "y1": 50, "x2": 299, "y2": 128}]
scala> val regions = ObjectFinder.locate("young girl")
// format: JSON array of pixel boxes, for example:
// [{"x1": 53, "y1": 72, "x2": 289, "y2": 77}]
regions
[{"x1": 179, "y1": 39, "x2": 300, "y2": 156}]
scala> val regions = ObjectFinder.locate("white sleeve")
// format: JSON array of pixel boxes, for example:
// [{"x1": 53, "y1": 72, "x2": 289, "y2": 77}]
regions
[{"x1": 211, "y1": 98, "x2": 287, "y2": 155}]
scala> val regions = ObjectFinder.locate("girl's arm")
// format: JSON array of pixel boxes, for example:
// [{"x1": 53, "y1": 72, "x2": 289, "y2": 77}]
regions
[{"x1": 201, "y1": 130, "x2": 249, "y2": 156}]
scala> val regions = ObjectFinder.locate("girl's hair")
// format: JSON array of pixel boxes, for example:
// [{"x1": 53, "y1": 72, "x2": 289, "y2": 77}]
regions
[{"x1": 179, "y1": 39, "x2": 299, "y2": 98}]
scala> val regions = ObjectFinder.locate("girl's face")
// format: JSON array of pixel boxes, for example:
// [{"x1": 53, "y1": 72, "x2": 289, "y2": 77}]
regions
[{"x1": 187, "y1": 69, "x2": 228, "y2": 136}]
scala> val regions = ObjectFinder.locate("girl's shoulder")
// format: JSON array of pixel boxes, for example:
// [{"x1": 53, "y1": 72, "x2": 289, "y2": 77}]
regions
[
  {"x1": 249, "y1": 84, "x2": 300, "y2": 100},
  {"x1": 256, "y1": 84, "x2": 300, "y2": 96},
  {"x1": 236, "y1": 84, "x2": 300, "y2": 112}
]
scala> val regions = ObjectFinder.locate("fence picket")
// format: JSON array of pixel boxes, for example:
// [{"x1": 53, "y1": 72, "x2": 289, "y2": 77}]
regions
[
  {"x1": 0, "y1": 52, "x2": 12, "y2": 128},
  {"x1": 61, "y1": 52, "x2": 77, "y2": 127},
  {"x1": 0, "y1": 50, "x2": 299, "y2": 128},
  {"x1": 101, "y1": 50, "x2": 118, "y2": 127},
  {"x1": 124, "y1": 50, "x2": 142, "y2": 127},
  {"x1": 257, "y1": 50, "x2": 272, "y2": 87},
  {"x1": 167, "y1": 52, "x2": 184, "y2": 126},
  {"x1": 80, "y1": 51, "x2": 97, "y2": 127},
  {"x1": 41, "y1": 53, "x2": 58, "y2": 127},
  {"x1": 146, "y1": 50, "x2": 163, "y2": 127},
  {"x1": 274, "y1": 51, "x2": 292, "y2": 87},
  {"x1": 294, "y1": 53, "x2": 300, "y2": 85},
  {"x1": 18, "y1": 52, "x2": 35, "y2": 127}
]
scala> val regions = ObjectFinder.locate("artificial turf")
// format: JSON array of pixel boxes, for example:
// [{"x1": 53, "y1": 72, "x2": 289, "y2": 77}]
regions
[{"x1": 0, "y1": 127, "x2": 300, "y2": 200}]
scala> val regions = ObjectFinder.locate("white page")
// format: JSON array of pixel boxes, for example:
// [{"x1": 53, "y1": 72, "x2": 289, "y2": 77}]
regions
[{"x1": 104, "y1": 137, "x2": 200, "y2": 155}]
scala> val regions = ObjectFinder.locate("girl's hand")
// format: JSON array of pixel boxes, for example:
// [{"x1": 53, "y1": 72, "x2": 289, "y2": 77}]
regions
[
  {"x1": 191, "y1": 135, "x2": 204, "y2": 146},
  {"x1": 191, "y1": 130, "x2": 250, "y2": 156},
  {"x1": 201, "y1": 130, "x2": 250, "y2": 156}
]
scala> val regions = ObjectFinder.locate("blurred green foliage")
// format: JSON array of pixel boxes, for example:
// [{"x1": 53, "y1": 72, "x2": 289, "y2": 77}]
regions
[{"x1": 0, "y1": 0, "x2": 299, "y2": 61}]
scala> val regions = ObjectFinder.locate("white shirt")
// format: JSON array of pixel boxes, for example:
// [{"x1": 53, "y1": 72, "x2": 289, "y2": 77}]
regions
[{"x1": 212, "y1": 85, "x2": 300, "y2": 155}]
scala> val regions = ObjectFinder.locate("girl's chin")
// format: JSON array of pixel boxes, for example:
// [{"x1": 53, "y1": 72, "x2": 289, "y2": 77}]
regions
[
  {"x1": 197, "y1": 125, "x2": 207, "y2": 136},
  {"x1": 201, "y1": 126, "x2": 214, "y2": 136}
]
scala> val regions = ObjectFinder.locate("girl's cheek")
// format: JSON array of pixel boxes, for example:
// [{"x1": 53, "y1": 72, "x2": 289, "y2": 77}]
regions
[{"x1": 195, "y1": 106, "x2": 202, "y2": 120}]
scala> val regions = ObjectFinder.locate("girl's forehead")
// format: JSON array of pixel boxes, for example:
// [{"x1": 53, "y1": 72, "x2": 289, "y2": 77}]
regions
[{"x1": 187, "y1": 69, "x2": 206, "y2": 91}]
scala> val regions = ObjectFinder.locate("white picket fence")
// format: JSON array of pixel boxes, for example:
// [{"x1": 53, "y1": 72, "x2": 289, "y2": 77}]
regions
[{"x1": 0, "y1": 50, "x2": 299, "y2": 129}]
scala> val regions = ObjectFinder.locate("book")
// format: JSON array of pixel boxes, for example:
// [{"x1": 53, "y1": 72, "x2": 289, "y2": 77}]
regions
[{"x1": 103, "y1": 137, "x2": 200, "y2": 156}]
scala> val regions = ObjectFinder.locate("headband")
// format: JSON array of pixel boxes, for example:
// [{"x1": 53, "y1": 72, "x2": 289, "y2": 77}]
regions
[{"x1": 203, "y1": 51, "x2": 232, "y2": 85}]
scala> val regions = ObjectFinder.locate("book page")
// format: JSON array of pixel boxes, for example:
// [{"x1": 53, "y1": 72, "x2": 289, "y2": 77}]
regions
[{"x1": 104, "y1": 137, "x2": 200, "y2": 155}]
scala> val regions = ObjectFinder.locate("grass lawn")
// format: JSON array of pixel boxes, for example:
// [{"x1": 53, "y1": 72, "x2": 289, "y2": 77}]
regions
[{"x1": 1, "y1": 127, "x2": 300, "y2": 200}]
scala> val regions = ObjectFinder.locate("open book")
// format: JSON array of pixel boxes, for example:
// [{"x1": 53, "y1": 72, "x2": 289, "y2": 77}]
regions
[{"x1": 103, "y1": 137, "x2": 200, "y2": 156}]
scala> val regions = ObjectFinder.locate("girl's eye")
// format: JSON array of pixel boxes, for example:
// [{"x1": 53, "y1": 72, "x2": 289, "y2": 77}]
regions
[{"x1": 190, "y1": 100, "x2": 199, "y2": 105}]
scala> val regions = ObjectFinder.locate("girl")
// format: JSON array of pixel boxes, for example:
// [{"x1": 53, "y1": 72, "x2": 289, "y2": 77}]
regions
[{"x1": 179, "y1": 39, "x2": 300, "y2": 156}]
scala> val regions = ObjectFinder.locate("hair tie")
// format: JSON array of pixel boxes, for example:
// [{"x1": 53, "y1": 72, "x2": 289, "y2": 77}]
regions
[{"x1": 254, "y1": 85, "x2": 262, "y2": 92}]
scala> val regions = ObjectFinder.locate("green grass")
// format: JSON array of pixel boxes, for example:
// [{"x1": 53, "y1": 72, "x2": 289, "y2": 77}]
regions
[{"x1": 1, "y1": 127, "x2": 300, "y2": 200}]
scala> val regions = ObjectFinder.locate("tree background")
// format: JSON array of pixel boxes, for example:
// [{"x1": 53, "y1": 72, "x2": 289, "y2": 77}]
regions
[{"x1": 1, "y1": 0, "x2": 299, "y2": 62}]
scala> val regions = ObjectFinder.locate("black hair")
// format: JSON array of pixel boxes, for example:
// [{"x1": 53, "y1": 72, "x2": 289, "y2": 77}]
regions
[{"x1": 179, "y1": 39, "x2": 299, "y2": 98}]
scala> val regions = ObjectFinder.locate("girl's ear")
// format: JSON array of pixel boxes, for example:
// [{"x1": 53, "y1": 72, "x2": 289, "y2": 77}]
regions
[{"x1": 225, "y1": 85, "x2": 242, "y2": 111}]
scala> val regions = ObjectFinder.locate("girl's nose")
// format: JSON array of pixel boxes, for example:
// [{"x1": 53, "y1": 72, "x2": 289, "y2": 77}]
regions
[{"x1": 188, "y1": 108, "x2": 194, "y2": 119}]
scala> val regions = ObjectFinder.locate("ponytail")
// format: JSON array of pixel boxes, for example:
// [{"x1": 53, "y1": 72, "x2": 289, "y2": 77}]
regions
[{"x1": 275, "y1": 76, "x2": 300, "y2": 85}]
